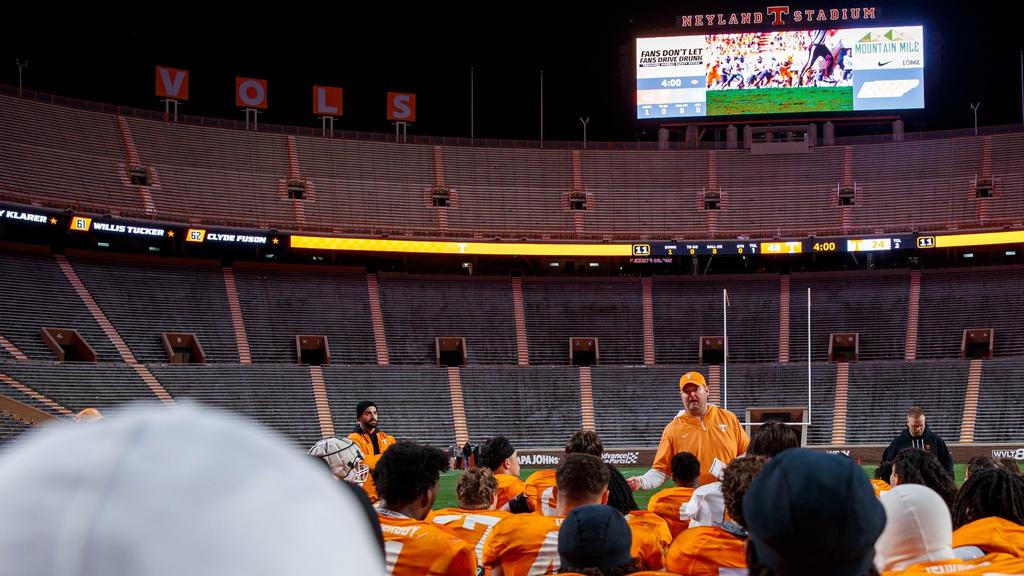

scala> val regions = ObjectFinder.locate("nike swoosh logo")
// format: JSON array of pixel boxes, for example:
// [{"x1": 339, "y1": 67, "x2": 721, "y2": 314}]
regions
[{"x1": 878, "y1": 60, "x2": 893, "y2": 66}]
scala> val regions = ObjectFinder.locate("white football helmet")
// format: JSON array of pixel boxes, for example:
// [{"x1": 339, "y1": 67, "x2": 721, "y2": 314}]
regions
[{"x1": 308, "y1": 437, "x2": 369, "y2": 484}]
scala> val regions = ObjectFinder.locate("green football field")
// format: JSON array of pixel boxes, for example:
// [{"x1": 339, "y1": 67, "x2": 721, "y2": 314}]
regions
[
  {"x1": 706, "y1": 86, "x2": 853, "y2": 116},
  {"x1": 433, "y1": 464, "x2": 969, "y2": 510}
]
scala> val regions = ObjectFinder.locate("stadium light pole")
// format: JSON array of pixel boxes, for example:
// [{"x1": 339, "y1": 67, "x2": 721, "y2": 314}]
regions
[
  {"x1": 540, "y1": 70, "x2": 544, "y2": 146},
  {"x1": 470, "y1": 67, "x2": 475, "y2": 141},
  {"x1": 15, "y1": 59, "x2": 28, "y2": 97},
  {"x1": 807, "y1": 288, "x2": 812, "y2": 427},
  {"x1": 579, "y1": 117, "x2": 589, "y2": 149},
  {"x1": 970, "y1": 102, "x2": 980, "y2": 136}
]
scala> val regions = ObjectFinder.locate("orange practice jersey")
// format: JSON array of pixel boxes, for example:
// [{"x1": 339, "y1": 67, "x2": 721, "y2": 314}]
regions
[
  {"x1": 427, "y1": 507, "x2": 511, "y2": 572},
  {"x1": 953, "y1": 516, "x2": 1024, "y2": 558},
  {"x1": 495, "y1": 472, "x2": 526, "y2": 510},
  {"x1": 524, "y1": 469, "x2": 558, "y2": 515},
  {"x1": 882, "y1": 553, "x2": 1024, "y2": 575},
  {"x1": 347, "y1": 429, "x2": 396, "y2": 503},
  {"x1": 871, "y1": 478, "x2": 892, "y2": 498},
  {"x1": 483, "y1": 514, "x2": 563, "y2": 576},
  {"x1": 652, "y1": 406, "x2": 749, "y2": 486},
  {"x1": 665, "y1": 525, "x2": 746, "y2": 576},
  {"x1": 627, "y1": 510, "x2": 673, "y2": 570},
  {"x1": 378, "y1": 511, "x2": 477, "y2": 576},
  {"x1": 647, "y1": 486, "x2": 696, "y2": 538}
]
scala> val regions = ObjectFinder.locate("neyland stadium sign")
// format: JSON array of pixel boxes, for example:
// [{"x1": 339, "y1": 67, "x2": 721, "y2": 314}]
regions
[{"x1": 677, "y1": 5, "x2": 878, "y2": 28}]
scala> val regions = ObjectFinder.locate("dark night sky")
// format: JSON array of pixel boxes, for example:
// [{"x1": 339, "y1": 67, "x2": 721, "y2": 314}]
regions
[{"x1": 1, "y1": 2, "x2": 1019, "y2": 142}]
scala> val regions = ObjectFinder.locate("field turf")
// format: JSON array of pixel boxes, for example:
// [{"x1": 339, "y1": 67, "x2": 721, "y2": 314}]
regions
[{"x1": 706, "y1": 86, "x2": 852, "y2": 116}]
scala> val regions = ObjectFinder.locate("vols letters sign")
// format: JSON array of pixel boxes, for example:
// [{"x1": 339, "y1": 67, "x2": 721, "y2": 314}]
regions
[
  {"x1": 387, "y1": 92, "x2": 416, "y2": 121},
  {"x1": 236, "y1": 77, "x2": 268, "y2": 109},
  {"x1": 155, "y1": 66, "x2": 189, "y2": 100},
  {"x1": 313, "y1": 86, "x2": 343, "y2": 116}
]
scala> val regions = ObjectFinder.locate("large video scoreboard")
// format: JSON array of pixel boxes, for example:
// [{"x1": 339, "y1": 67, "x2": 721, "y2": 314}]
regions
[{"x1": 636, "y1": 25, "x2": 924, "y2": 118}]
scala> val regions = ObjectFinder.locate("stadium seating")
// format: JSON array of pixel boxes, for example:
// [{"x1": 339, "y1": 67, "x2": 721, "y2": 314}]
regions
[
  {"x1": 70, "y1": 256, "x2": 239, "y2": 363},
  {"x1": 522, "y1": 277, "x2": 644, "y2": 365},
  {"x1": 378, "y1": 273, "x2": 518, "y2": 365},
  {"x1": 0, "y1": 251, "x2": 121, "y2": 362},
  {"x1": 4, "y1": 94, "x2": 1024, "y2": 238},
  {"x1": 973, "y1": 356, "x2": 1024, "y2": 443},
  {"x1": 460, "y1": 366, "x2": 581, "y2": 449}
]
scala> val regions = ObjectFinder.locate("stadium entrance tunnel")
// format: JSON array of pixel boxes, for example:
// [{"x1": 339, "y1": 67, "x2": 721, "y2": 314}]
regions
[
  {"x1": 296, "y1": 335, "x2": 330, "y2": 366},
  {"x1": 162, "y1": 333, "x2": 207, "y2": 364},
  {"x1": 700, "y1": 336, "x2": 724, "y2": 365},
  {"x1": 962, "y1": 329, "x2": 994, "y2": 359},
  {"x1": 829, "y1": 332, "x2": 859, "y2": 363},
  {"x1": 570, "y1": 337, "x2": 599, "y2": 366},
  {"x1": 40, "y1": 327, "x2": 96, "y2": 362},
  {"x1": 436, "y1": 337, "x2": 466, "y2": 367}
]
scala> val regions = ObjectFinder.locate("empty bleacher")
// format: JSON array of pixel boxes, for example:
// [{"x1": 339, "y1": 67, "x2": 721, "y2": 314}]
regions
[
  {"x1": 0, "y1": 411, "x2": 32, "y2": 448},
  {"x1": 70, "y1": 256, "x2": 239, "y2": 363},
  {"x1": 378, "y1": 273, "x2": 517, "y2": 365},
  {"x1": 294, "y1": 137, "x2": 438, "y2": 234},
  {"x1": 917, "y1": 266, "x2": 1024, "y2": 359},
  {"x1": 789, "y1": 270, "x2": 909, "y2": 362},
  {"x1": 442, "y1": 147, "x2": 574, "y2": 238},
  {"x1": 652, "y1": 275, "x2": 779, "y2": 364},
  {"x1": 125, "y1": 116, "x2": 294, "y2": 227},
  {"x1": 460, "y1": 366, "x2": 580, "y2": 449},
  {"x1": 149, "y1": 364, "x2": 320, "y2": 448},
  {"x1": 321, "y1": 365, "x2": 454, "y2": 447},
  {"x1": 579, "y1": 150, "x2": 708, "y2": 238},
  {"x1": 522, "y1": 277, "x2": 644, "y2": 365},
  {"x1": 232, "y1": 264, "x2": 376, "y2": 364},
  {"x1": 0, "y1": 250, "x2": 120, "y2": 362},
  {"x1": 0, "y1": 361, "x2": 153, "y2": 414},
  {"x1": 974, "y1": 357, "x2": 1024, "y2": 442},
  {"x1": 845, "y1": 359, "x2": 968, "y2": 444},
  {"x1": 715, "y1": 147, "x2": 844, "y2": 237}
]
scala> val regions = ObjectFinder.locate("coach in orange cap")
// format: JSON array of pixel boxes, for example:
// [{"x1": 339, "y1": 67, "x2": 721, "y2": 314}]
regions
[{"x1": 627, "y1": 371, "x2": 749, "y2": 491}]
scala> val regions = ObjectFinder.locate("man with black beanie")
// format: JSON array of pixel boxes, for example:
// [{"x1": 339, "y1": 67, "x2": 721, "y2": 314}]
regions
[{"x1": 348, "y1": 400, "x2": 397, "y2": 503}]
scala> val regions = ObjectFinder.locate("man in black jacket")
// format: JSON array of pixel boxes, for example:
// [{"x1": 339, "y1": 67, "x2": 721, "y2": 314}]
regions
[{"x1": 882, "y1": 406, "x2": 954, "y2": 476}]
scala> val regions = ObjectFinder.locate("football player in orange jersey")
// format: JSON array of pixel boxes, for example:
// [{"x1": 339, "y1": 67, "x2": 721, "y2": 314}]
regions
[
  {"x1": 479, "y1": 436, "x2": 530, "y2": 512},
  {"x1": 427, "y1": 468, "x2": 511, "y2": 574},
  {"x1": 646, "y1": 451, "x2": 700, "y2": 538},
  {"x1": 525, "y1": 430, "x2": 604, "y2": 516},
  {"x1": 952, "y1": 468, "x2": 1024, "y2": 559},
  {"x1": 374, "y1": 441, "x2": 477, "y2": 576},
  {"x1": 348, "y1": 400, "x2": 397, "y2": 504},
  {"x1": 606, "y1": 464, "x2": 672, "y2": 571},
  {"x1": 483, "y1": 454, "x2": 610, "y2": 576},
  {"x1": 665, "y1": 455, "x2": 767, "y2": 575},
  {"x1": 627, "y1": 371, "x2": 749, "y2": 492},
  {"x1": 872, "y1": 461, "x2": 893, "y2": 497}
]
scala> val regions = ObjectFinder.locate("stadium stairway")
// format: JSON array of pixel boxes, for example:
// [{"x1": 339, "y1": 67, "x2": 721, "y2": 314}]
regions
[
  {"x1": 222, "y1": 267, "x2": 253, "y2": 364},
  {"x1": 54, "y1": 255, "x2": 172, "y2": 404},
  {"x1": 366, "y1": 273, "x2": 390, "y2": 366},
  {"x1": 309, "y1": 365, "x2": 336, "y2": 438},
  {"x1": 960, "y1": 359, "x2": 982, "y2": 443}
]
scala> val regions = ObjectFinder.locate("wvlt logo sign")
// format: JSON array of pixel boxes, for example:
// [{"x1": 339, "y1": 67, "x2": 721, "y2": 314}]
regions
[
  {"x1": 519, "y1": 454, "x2": 561, "y2": 466},
  {"x1": 826, "y1": 450, "x2": 851, "y2": 457},
  {"x1": 992, "y1": 448, "x2": 1024, "y2": 461}
]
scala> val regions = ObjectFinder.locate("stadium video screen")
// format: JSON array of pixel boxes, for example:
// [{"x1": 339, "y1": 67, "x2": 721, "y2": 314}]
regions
[{"x1": 636, "y1": 26, "x2": 924, "y2": 118}]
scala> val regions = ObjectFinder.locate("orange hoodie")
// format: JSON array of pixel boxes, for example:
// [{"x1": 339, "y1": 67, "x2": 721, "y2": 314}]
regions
[
  {"x1": 952, "y1": 517, "x2": 1024, "y2": 558},
  {"x1": 664, "y1": 525, "x2": 746, "y2": 576}
]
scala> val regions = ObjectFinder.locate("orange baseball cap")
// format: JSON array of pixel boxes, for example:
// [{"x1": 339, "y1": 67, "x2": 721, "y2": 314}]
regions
[
  {"x1": 679, "y1": 371, "x2": 707, "y2": 390},
  {"x1": 74, "y1": 407, "x2": 104, "y2": 422}
]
